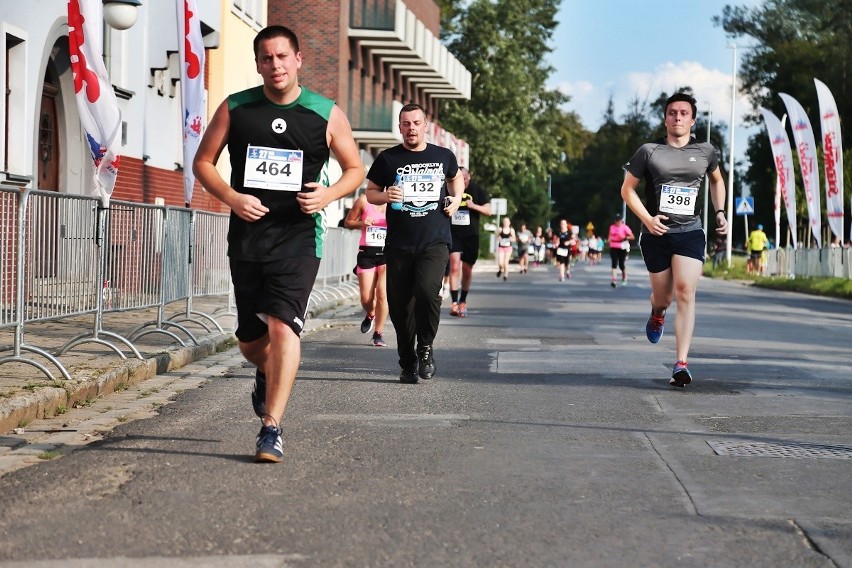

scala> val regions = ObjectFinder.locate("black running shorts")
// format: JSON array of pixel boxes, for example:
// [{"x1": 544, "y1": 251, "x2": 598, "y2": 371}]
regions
[
  {"x1": 229, "y1": 256, "x2": 321, "y2": 341},
  {"x1": 638, "y1": 229, "x2": 706, "y2": 273},
  {"x1": 356, "y1": 246, "x2": 386, "y2": 272},
  {"x1": 450, "y1": 233, "x2": 480, "y2": 265}
]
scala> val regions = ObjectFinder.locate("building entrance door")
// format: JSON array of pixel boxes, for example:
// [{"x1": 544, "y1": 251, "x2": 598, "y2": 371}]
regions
[{"x1": 37, "y1": 83, "x2": 60, "y2": 191}]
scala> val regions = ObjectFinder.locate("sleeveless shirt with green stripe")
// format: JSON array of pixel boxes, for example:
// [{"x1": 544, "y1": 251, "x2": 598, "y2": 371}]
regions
[{"x1": 226, "y1": 86, "x2": 333, "y2": 260}]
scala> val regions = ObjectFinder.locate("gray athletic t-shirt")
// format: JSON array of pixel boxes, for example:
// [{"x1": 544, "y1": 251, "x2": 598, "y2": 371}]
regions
[{"x1": 624, "y1": 137, "x2": 719, "y2": 233}]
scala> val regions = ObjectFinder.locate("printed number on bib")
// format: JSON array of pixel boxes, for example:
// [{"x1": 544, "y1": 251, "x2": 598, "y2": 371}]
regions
[
  {"x1": 452, "y1": 210, "x2": 471, "y2": 226},
  {"x1": 244, "y1": 146, "x2": 304, "y2": 191},
  {"x1": 401, "y1": 174, "x2": 441, "y2": 202},
  {"x1": 556, "y1": 247, "x2": 569, "y2": 257},
  {"x1": 659, "y1": 184, "x2": 698, "y2": 216},
  {"x1": 365, "y1": 226, "x2": 387, "y2": 247}
]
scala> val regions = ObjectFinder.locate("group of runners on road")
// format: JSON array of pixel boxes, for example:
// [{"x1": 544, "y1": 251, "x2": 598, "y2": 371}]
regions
[{"x1": 193, "y1": 24, "x2": 727, "y2": 463}]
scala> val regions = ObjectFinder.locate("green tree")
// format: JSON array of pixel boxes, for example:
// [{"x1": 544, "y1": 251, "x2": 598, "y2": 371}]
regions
[
  {"x1": 716, "y1": 0, "x2": 852, "y2": 244},
  {"x1": 557, "y1": 89, "x2": 730, "y2": 239},
  {"x1": 438, "y1": 0, "x2": 574, "y2": 229}
]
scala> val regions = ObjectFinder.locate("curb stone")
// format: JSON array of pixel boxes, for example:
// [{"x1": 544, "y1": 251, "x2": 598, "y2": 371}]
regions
[{"x1": 0, "y1": 296, "x2": 358, "y2": 436}]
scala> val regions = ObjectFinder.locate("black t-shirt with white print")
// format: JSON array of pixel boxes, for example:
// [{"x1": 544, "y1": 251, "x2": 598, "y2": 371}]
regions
[{"x1": 367, "y1": 143, "x2": 459, "y2": 253}]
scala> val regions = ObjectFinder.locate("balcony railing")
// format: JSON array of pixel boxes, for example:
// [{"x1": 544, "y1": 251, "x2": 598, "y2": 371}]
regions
[
  {"x1": 350, "y1": 102, "x2": 394, "y2": 132},
  {"x1": 350, "y1": 0, "x2": 395, "y2": 31}
]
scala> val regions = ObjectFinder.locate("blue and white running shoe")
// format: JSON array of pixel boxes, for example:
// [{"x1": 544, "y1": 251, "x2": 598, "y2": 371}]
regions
[{"x1": 255, "y1": 424, "x2": 283, "y2": 463}]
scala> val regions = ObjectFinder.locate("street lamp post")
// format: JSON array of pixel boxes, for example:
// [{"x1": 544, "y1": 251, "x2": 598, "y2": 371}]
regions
[
  {"x1": 102, "y1": 0, "x2": 142, "y2": 76},
  {"x1": 702, "y1": 105, "x2": 712, "y2": 244},
  {"x1": 547, "y1": 174, "x2": 552, "y2": 230},
  {"x1": 726, "y1": 43, "x2": 737, "y2": 267}
]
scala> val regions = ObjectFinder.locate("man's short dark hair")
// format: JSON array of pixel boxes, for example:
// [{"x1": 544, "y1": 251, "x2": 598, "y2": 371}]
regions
[
  {"x1": 665, "y1": 92, "x2": 697, "y2": 119},
  {"x1": 399, "y1": 103, "x2": 426, "y2": 121},
  {"x1": 254, "y1": 25, "x2": 300, "y2": 59}
]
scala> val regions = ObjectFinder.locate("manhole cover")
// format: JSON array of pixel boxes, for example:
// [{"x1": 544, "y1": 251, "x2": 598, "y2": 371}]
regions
[{"x1": 707, "y1": 440, "x2": 852, "y2": 460}]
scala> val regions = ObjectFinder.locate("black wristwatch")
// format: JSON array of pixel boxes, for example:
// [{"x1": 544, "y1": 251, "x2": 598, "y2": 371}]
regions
[{"x1": 715, "y1": 209, "x2": 726, "y2": 217}]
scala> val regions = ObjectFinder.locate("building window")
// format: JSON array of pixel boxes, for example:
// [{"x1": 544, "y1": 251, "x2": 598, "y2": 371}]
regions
[
  {"x1": 4, "y1": 30, "x2": 26, "y2": 175},
  {"x1": 231, "y1": 0, "x2": 266, "y2": 30}
]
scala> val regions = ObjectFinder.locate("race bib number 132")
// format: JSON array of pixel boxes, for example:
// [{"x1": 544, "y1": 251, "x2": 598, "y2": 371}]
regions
[{"x1": 401, "y1": 174, "x2": 441, "y2": 202}]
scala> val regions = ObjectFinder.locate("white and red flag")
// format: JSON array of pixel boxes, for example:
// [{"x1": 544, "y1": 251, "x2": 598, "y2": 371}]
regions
[
  {"x1": 780, "y1": 93, "x2": 821, "y2": 247},
  {"x1": 177, "y1": 0, "x2": 206, "y2": 206},
  {"x1": 814, "y1": 78, "x2": 844, "y2": 245},
  {"x1": 759, "y1": 107, "x2": 798, "y2": 248},
  {"x1": 68, "y1": 0, "x2": 122, "y2": 206}
]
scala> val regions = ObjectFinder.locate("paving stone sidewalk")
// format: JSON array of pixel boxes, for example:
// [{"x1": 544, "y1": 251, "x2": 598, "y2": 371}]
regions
[{"x1": 0, "y1": 294, "x2": 355, "y2": 436}]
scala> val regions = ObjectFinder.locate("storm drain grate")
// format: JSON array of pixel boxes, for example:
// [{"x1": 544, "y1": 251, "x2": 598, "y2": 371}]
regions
[{"x1": 707, "y1": 440, "x2": 852, "y2": 460}]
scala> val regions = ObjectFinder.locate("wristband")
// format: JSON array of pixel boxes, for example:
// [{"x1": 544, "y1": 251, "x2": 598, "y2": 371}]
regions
[{"x1": 715, "y1": 209, "x2": 726, "y2": 216}]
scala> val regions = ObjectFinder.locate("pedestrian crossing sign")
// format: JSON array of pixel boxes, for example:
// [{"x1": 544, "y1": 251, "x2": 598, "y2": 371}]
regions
[{"x1": 735, "y1": 197, "x2": 754, "y2": 216}]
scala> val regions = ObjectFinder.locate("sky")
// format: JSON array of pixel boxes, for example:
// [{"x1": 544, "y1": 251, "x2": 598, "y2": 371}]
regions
[{"x1": 547, "y1": 0, "x2": 763, "y2": 169}]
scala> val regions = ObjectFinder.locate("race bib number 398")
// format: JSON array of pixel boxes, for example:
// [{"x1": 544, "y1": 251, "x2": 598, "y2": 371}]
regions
[
  {"x1": 659, "y1": 184, "x2": 698, "y2": 216},
  {"x1": 244, "y1": 145, "x2": 304, "y2": 191}
]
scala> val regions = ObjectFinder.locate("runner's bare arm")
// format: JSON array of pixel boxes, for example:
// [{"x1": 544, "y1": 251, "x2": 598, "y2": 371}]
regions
[
  {"x1": 344, "y1": 195, "x2": 368, "y2": 230},
  {"x1": 621, "y1": 171, "x2": 667, "y2": 235},
  {"x1": 708, "y1": 167, "x2": 728, "y2": 235},
  {"x1": 193, "y1": 100, "x2": 269, "y2": 222},
  {"x1": 442, "y1": 171, "x2": 464, "y2": 216},
  {"x1": 297, "y1": 105, "x2": 365, "y2": 214}
]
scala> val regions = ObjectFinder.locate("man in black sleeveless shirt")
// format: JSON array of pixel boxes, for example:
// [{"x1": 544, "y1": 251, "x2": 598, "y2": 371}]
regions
[
  {"x1": 366, "y1": 104, "x2": 463, "y2": 383},
  {"x1": 194, "y1": 26, "x2": 363, "y2": 462}
]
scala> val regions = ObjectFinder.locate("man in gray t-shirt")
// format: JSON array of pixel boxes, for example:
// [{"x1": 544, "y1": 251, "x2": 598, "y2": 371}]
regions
[{"x1": 620, "y1": 92, "x2": 728, "y2": 388}]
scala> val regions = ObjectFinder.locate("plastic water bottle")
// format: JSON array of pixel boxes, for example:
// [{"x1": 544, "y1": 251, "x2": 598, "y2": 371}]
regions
[{"x1": 391, "y1": 174, "x2": 403, "y2": 210}]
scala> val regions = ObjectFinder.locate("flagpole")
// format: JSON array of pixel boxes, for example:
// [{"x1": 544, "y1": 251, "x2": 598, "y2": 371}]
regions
[
  {"x1": 725, "y1": 43, "x2": 737, "y2": 267},
  {"x1": 702, "y1": 104, "x2": 711, "y2": 255}
]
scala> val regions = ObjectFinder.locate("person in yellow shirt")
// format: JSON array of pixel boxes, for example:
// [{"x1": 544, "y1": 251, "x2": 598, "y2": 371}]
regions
[{"x1": 746, "y1": 224, "x2": 769, "y2": 275}]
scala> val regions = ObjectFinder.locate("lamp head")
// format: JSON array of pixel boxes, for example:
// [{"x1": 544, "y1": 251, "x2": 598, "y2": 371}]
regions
[{"x1": 103, "y1": 0, "x2": 141, "y2": 31}]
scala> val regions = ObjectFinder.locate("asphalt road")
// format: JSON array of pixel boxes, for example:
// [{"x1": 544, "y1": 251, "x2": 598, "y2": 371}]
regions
[{"x1": 0, "y1": 259, "x2": 850, "y2": 567}]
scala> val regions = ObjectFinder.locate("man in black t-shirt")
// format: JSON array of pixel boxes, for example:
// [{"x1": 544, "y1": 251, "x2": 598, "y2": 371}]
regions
[
  {"x1": 448, "y1": 168, "x2": 491, "y2": 317},
  {"x1": 366, "y1": 103, "x2": 463, "y2": 383}
]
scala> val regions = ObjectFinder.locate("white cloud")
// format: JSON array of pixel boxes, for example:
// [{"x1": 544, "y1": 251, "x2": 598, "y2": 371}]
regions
[
  {"x1": 560, "y1": 61, "x2": 753, "y2": 130},
  {"x1": 558, "y1": 61, "x2": 758, "y2": 164},
  {"x1": 556, "y1": 80, "x2": 594, "y2": 97},
  {"x1": 625, "y1": 61, "x2": 751, "y2": 124}
]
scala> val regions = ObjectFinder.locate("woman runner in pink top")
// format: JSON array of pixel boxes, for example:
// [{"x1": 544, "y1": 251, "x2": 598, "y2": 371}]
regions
[
  {"x1": 607, "y1": 213, "x2": 635, "y2": 287},
  {"x1": 344, "y1": 194, "x2": 388, "y2": 346}
]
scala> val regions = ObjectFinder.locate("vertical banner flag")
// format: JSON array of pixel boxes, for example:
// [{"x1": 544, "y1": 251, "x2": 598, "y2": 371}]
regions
[
  {"x1": 814, "y1": 78, "x2": 845, "y2": 244},
  {"x1": 779, "y1": 93, "x2": 821, "y2": 247},
  {"x1": 177, "y1": 0, "x2": 206, "y2": 206},
  {"x1": 759, "y1": 107, "x2": 797, "y2": 248},
  {"x1": 68, "y1": 0, "x2": 122, "y2": 206}
]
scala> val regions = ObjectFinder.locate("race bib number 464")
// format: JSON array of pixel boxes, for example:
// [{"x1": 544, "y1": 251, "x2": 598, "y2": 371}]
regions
[
  {"x1": 243, "y1": 145, "x2": 304, "y2": 191},
  {"x1": 659, "y1": 184, "x2": 698, "y2": 216}
]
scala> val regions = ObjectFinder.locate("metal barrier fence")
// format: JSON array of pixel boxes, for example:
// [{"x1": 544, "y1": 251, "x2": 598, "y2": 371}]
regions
[
  {"x1": 765, "y1": 247, "x2": 852, "y2": 279},
  {"x1": 0, "y1": 187, "x2": 362, "y2": 382},
  {"x1": 311, "y1": 226, "x2": 361, "y2": 306}
]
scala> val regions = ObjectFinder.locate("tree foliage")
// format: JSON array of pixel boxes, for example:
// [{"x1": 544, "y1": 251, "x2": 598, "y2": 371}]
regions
[
  {"x1": 438, "y1": 0, "x2": 580, "y2": 228},
  {"x1": 716, "y1": 0, "x2": 852, "y2": 245},
  {"x1": 556, "y1": 90, "x2": 730, "y2": 240}
]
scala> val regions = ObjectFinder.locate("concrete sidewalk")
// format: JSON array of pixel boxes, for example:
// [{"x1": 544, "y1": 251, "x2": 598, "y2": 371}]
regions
[{"x1": 0, "y1": 292, "x2": 358, "y2": 437}]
